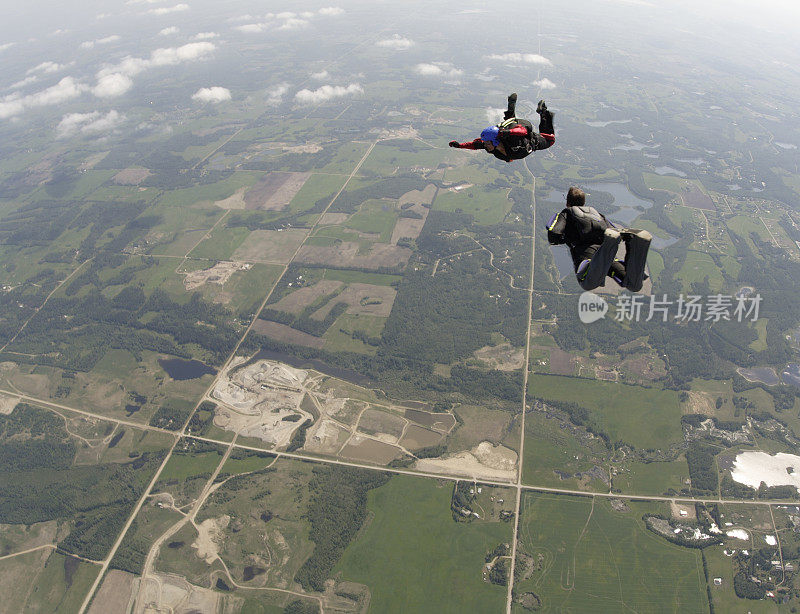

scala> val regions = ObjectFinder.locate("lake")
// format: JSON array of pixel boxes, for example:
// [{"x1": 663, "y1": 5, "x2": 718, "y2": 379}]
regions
[
  {"x1": 545, "y1": 184, "x2": 677, "y2": 247},
  {"x1": 584, "y1": 182, "x2": 654, "y2": 226},
  {"x1": 159, "y1": 358, "x2": 217, "y2": 380},
  {"x1": 783, "y1": 363, "x2": 800, "y2": 389},
  {"x1": 737, "y1": 366, "x2": 780, "y2": 386},
  {"x1": 549, "y1": 244, "x2": 575, "y2": 279}
]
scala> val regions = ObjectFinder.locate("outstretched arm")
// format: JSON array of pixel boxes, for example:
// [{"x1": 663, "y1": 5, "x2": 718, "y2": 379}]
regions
[
  {"x1": 546, "y1": 209, "x2": 568, "y2": 244},
  {"x1": 449, "y1": 138, "x2": 484, "y2": 150}
]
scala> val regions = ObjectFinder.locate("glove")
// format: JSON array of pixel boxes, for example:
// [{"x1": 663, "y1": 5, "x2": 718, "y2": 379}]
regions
[{"x1": 448, "y1": 141, "x2": 459, "y2": 148}]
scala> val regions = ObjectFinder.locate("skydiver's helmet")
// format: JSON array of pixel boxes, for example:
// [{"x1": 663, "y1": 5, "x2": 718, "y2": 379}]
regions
[{"x1": 480, "y1": 126, "x2": 500, "y2": 147}]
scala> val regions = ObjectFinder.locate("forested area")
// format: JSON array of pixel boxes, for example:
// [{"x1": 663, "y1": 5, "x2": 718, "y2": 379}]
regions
[
  {"x1": 382, "y1": 253, "x2": 527, "y2": 364},
  {"x1": 4, "y1": 267, "x2": 238, "y2": 371},
  {"x1": 0, "y1": 405, "x2": 166, "y2": 560},
  {"x1": 294, "y1": 466, "x2": 390, "y2": 591}
]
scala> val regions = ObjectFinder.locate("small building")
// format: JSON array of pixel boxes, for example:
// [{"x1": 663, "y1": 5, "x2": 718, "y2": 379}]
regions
[{"x1": 713, "y1": 578, "x2": 722, "y2": 586}]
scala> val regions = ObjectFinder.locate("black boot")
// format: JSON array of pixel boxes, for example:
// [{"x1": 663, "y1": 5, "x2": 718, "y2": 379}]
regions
[{"x1": 504, "y1": 93, "x2": 517, "y2": 120}]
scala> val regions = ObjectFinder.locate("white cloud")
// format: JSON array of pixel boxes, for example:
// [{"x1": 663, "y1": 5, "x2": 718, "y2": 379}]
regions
[
  {"x1": 57, "y1": 109, "x2": 123, "y2": 138},
  {"x1": 97, "y1": 42, "x2": 215, "y2": 79},
  {"x1": 235, "y1": 23, "x2": 269, "y2": 33},
  {"x1": 10, "y1": 76, "x2": 38, "y2": 90},
  {"x1": 0, "y1": 43, "x2": 15, "y2": 52},
  {"x1": 159, "y1": 26, "x2": 179, "y2": 35},
  {"x1": 533, "y1": 78, "x2": 556, "y2": 90},
  {"x1": 276, "y1": 11, "x2": 296, "y2": 19},
  {"x1": 485, "y1": 53, "x2": 552, "y2": 65},
  {"x1": 278, "y1": 18, "x2": 309, "y2": 30},
  {"x1": 93, "y1": 73, "x2": 133, "y2": 98},
  {"x1": 267, "y1": 83, "x2": 289, "y2": 105},
  {"x1": 192, "y1": 86, "x2": 231, "y2": 103},
  {"x1": 148, "y1": 3, "x2": 189, "y2": 15},
  {"x1": 295, "y1": 83, "x2": 363, "y2": 105},
  {"x1": 80, "y1": 34, "x2": 121, "y2": 49},
  {"x1": 458, "y1": 8, "x2": 488, "y2": 13},
  {"x1": 93, "y1": 42, "x2": 215, "y2": 98},
  {"x1": 414, "y1": 62, "x2": 463, "y2": 78},
  {"x1": 376, "y1": 35, "x2": 414, "y2": 51},
  {"x1": 311, "y1": 70, "x2": 330, "y2": 80},
  {"x1": 193, "y1": 32, "x2": 218, "y2": 40},
  {"x1": 0, "y1": 77, "x2": 87, "y2": 119},
  {"x1": 27, "y1": 61, "x2": 69, "y2": 75},
  {"x1": 485, "y1": 107, "x2": 505, "y2": 123},
  {"x1": 318, "y1": 7, "x2": 344, "y2": 16}
]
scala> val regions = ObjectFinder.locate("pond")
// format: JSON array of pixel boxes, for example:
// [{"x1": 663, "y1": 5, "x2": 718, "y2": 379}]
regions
[
  {"x1": 736, "y1": 366, "x2": 780, "y2": 386},
  {"x1": 654, "y1": 165, "x2": 687, "y2": 177},
  {"x1": 159, "y1": 358, "x2": 217, "y2": 380}
]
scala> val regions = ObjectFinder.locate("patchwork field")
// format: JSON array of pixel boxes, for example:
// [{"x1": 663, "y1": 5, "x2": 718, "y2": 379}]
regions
[
  {"x1": 512, "y1": 494, "x2": 709, "y2": 613},
  {"x1": 335, "y1": 475, "x2": 512, "y2": 613}
]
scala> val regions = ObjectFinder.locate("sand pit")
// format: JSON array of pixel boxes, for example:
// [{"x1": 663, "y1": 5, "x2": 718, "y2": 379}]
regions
[
  {"x1": 305, "y1": 419, "x2": 351, "y2": 455},
  {"x1": 473, "y1": 343, "x2": 525, "y2": 371},
  {"x1": 414, "y1": 441, "x2": 517, "y2": 482},
  {"x1": 268, "y1": 280, "x2": 343, "y2": 315},
  {"x1": 0, "y1": 392, "x2": 19, "y2": 415},
  {"x1": 192, "y1": 515, "x2": 230, "y2": 564},
  {"x1": 113, "y1": 167, "x2": 150, "y2": 185},
  {"x1": 212, "y1": 359, "x2": 313, "y2": 446},
  {"x1": 183, "y1": 261, "x2": 252, "y2": 291},
  {"x1": 245, "y1": 172, "x2": 310, "y2": 211},
  {"x1": 139, "y1": 572, "x2": 220, "y2": 614}
]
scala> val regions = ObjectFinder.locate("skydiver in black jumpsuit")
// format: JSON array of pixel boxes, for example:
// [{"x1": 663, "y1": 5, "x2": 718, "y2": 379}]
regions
[{"x1": 546, "y1": 187, "x2": 652, "y2": 292}]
